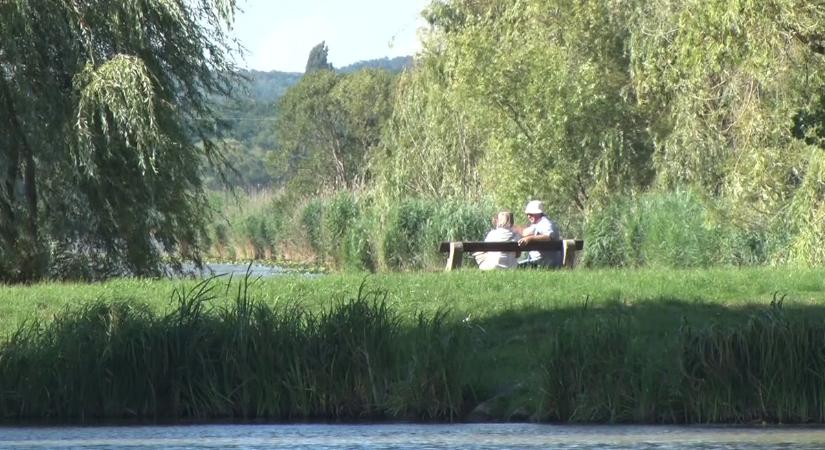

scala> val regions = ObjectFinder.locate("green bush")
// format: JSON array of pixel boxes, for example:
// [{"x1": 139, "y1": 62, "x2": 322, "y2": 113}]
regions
[
  {"x1": 281, "y1": 194, "x2": 494, "y2": 271},
  {"x1": 342, "y1": 208, "x2": 377, "y2": 272},
  {"x1": 377, "y1": 200, "x2": 433, "y2": 270},
  {"x1": 637, "y1": 190, "x2": 717, "y2": 267},
  {"x1": 431, "y1": 199, "x2": 494, "y2": 244},
  {"x1": 374, "y1": 198, "x2": 492, "y2": 271},
  {"x1": 583, "y1": 190, "x2": 778, "y2": 268},
  {"x1": 581, "y1": 196, "x2": 640, "y2": 267},
  {"x1": 300, "y1": 198, "x2": 325, "y2": 259},
  {"x1": 322, "y1": 192, "x2": 360, "y2": 269}
]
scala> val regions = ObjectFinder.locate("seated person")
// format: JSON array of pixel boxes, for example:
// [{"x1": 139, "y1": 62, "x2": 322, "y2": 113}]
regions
[
  {"x1": 474, "y1": 211, "x2": 521, "y2": 270},
  {"x1": 517, "y1": 200, "x2": 562, "y2": 268}
]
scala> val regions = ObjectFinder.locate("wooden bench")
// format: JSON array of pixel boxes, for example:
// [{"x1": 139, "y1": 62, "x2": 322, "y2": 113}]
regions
[{"x1": 438, "y1": 239, "x2": 584, "y2": 271}]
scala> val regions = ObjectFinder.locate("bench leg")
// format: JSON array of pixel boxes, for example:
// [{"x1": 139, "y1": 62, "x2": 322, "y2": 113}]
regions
[
  {"x1": 446, "y1": 242, "x2": 464, "y2": 271},
  {"x1": 563, "y1": 239, "x2": 577, "y2": 268}
]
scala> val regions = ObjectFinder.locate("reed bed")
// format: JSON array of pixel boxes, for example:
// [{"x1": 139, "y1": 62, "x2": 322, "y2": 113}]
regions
[
  {"x1": 3, "y1": 268, "x2": 825, "y2": 423},
  {"x1": 0, "y1": 277, "x2": 469, "y2": 421},
  {"x1": 207, "y1": 188, "x2": 810, "y2": 271},
  {"x1": 539, "y1": 299, "x2": 825, "y2": 424}
]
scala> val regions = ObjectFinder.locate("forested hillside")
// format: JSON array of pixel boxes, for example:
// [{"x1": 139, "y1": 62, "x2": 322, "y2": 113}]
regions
[
  {"x1": 233, "y1": 57, "x2": 411, "y2": 103},
  {"x1": 204, "y1": 55, "x2": 413, "y2": 190},
  {"x1": 339, "y1": 56, "x2": 413, "y2": 73}
]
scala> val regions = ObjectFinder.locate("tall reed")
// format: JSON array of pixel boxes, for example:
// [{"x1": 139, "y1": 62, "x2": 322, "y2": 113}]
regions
[
  {"x1": 583, "y1": 190, "x2": 776, "y2": 268},
  {"x1": 207, "y1": 189, "x2": 281, "y2": 260},
  {"x1": 540, "y1": 301, "x2": 825, "y2": 424},
  {"x1": 679, "y1": 302, "x2": 825, "y2": 423},
  {"x1": 541, "y1": 309, "x2": 680, "y2": 423},
  {"x1": 0, "y1": 277, "x2": 471, "y2": 421}
]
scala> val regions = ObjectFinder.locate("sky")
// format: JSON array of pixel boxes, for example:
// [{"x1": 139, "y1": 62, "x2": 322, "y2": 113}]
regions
[{"x1": 232, "y1": 0, "x2": 430, "y2": 73}]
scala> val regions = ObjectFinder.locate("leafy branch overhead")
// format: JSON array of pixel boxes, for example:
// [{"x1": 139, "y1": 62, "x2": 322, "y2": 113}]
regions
[{"x1": 0, "y1": 0, "x2": 241, "y2": 282}]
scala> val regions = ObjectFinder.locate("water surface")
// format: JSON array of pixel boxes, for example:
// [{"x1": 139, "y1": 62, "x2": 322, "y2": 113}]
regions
[
  {"x1": 185, "y1": 262, "x2": 287, "y2": 278},
  {"x1": 177, "y1": 262, "x2": 324, "y2": 279},
  {"x1": 2, "y1": 423, "x2": 825, "y2": 449}
]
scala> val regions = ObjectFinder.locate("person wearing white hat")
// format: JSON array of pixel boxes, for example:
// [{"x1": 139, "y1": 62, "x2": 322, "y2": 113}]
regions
[{"x1": 517, "y1": 200, "x2": 562, "y2": 268}]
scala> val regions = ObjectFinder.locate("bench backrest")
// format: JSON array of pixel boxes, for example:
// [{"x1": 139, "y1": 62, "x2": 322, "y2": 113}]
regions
[
  {"x1": 438, "y1": 240, "x2": 583, "y2": 253},
  {"x1": 438, "y1": 239, "x2": 584, "y2": 271}
]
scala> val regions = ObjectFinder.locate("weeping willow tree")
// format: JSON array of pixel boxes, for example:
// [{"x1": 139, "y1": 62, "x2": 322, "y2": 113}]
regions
[
  {"x1": 627, "y1": 0, "x2": 825, "y2": 264},
  {"x1": 375, "y1": 0, "x2": 654, "y2": 221},
  {"x1": 0, "y1": 0, "x2": 240, "y2": 282},
  {"x1": 374, "y1": 53, "x2": 490, "y2": 202},
  {"x1": 375, "y1": 0, "x2": 825, "y2": 264}
]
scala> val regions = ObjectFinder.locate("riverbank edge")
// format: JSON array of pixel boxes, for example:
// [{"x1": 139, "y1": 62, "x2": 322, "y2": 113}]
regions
[
  {"x1": 3, "y1": 268, "x2": 825, "y2": 424},
  {"x1": 3, "y1": 299, "x2": 825, "y2": 424}
]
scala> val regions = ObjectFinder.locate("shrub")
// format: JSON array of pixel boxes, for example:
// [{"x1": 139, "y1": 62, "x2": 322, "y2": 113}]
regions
[
  {"x1": 583, "y1": 190, "x2": 776, "y2": 268},
  {"x1": 300, "y1": 197, "x2": 325, "y2": 260},
  {"x1": 322, "y1": 192, "x2": 360, "y2": 269}
]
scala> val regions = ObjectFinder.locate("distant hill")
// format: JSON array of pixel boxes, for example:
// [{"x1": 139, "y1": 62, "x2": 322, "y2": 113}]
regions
[
  {"x1": 209, "y1": 56, "x2": 413, "y2": 190},
  {"x1": 338, "y1": 56, "x2": 414, "y2": 74},
  {"x1": 237, "y1": 56, "x2": 414, "y2": 104},
  {"x1": 237, "y1": 70, "x2": 302, "y2": 103}
]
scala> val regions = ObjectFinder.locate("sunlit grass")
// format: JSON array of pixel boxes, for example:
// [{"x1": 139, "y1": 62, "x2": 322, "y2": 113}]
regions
[
  {"x1": 2, "y1": 266, "x2": 824, "y2": 338},
  {"x1": 0, "y1": 277, "x2": 467, "y2": 421},
  {"x1": 2, "y1": 266, "x2": 825, "y2": 423}
]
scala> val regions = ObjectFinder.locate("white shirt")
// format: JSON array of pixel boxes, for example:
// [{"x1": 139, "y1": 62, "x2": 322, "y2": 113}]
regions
[
  {"x1": 522, "y1": 216, "x2": 562, "y2": 266},
  {"x1": 474, "y1": 227, "x2": 521, "y2": 270}
]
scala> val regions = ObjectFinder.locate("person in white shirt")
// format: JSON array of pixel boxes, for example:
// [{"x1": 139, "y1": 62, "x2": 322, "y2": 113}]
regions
[
  {"x1": 517, "y1": 200, "x2": 562, "y2": 268},
  {"x1": 474, "y1": 211, "x2": 522, "y2": 270}
]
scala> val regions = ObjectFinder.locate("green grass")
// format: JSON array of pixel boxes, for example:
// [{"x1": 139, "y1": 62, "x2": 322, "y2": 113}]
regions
[
  {"x1": 0, "y1": 278, "x2": 468, "y2": 421},
  {"x1": 3, "y1": 267, "x2": 825, "y2": 423},
  {"x1": 3, "y1": 267, "x2": 823, "y2": 338}
]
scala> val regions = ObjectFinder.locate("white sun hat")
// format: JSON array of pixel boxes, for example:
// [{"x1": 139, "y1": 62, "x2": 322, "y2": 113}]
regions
[{"x1": 524, "y1": 200, "x2": 545, "y2": 215}]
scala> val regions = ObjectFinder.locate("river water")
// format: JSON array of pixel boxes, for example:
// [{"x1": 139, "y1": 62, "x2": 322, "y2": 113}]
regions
[
  {"x1": 1, "y1": 423, "x2": 825, "y2": 449},
  {"x1": 179, "y1": 262, "x2": 289, "y2": 278}
]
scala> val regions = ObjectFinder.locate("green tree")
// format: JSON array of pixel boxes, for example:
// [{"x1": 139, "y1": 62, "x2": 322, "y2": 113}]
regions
[
  {"x1": 377, "y1": 0, "x2": 825, "y2": 266},
  {"x1": 377, "y1": 0, "x2": 654, "y2": 219},
  {"x1": 305, "y1": 41, "x2": 334, "y2": 73},
  {"x1": 274, "y1": 69, "x2": 395, "y2": 193},
  {"x1": 0, "y1": 0, "x2": 240, "y2": 281},
  {"x1": 627, "y1": 0, "x2": 825, "y2": 263},
  {"x1": 374, "y1": 54, "x2": 489, "y2": 201}
]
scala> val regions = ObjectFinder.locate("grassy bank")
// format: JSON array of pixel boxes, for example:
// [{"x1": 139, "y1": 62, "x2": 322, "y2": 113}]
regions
[
  {"x1": 2, "y1": 267, "x2": 824, "y2": 338},
  {"x1": 2, "y1": 267, "x2": 825, "y2": 423}
]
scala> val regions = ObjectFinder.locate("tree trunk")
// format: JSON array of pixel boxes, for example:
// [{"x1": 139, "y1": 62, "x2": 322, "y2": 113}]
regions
[
  {"x1": 0, "y1": 76, "x2": 21, "y2": 250},
  {"x1": 0, "y1": 75, "x2": 41, "y2": 281}
]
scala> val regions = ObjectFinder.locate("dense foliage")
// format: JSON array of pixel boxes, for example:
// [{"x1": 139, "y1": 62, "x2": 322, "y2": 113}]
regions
[
  {"x1": 367, "y1": 0, "x2": 825, "y2": 266},
  {"x1": 216, "y1": 0, "x2": 825, "y2": 270},
  {"x1": 274, "y1": 68, "x2": 396, "y2": 192},
  {"x1": 0, "y1": 0, "x2": 241, "y2": 282},
  {"x1": 204, "y1": 60, "x2": 412, "y2": 191},
  {"x1": 6, "y1": 0, "x2": 825, "y2": 279}
]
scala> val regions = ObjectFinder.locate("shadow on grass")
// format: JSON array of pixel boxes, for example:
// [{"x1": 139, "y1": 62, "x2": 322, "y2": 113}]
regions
[
  {"x1": 466, "y1": 295, "x2": 825, "y2": 424},
  {"x1": 3, "y1": 279, "x2": 825, "y2": 425}
]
